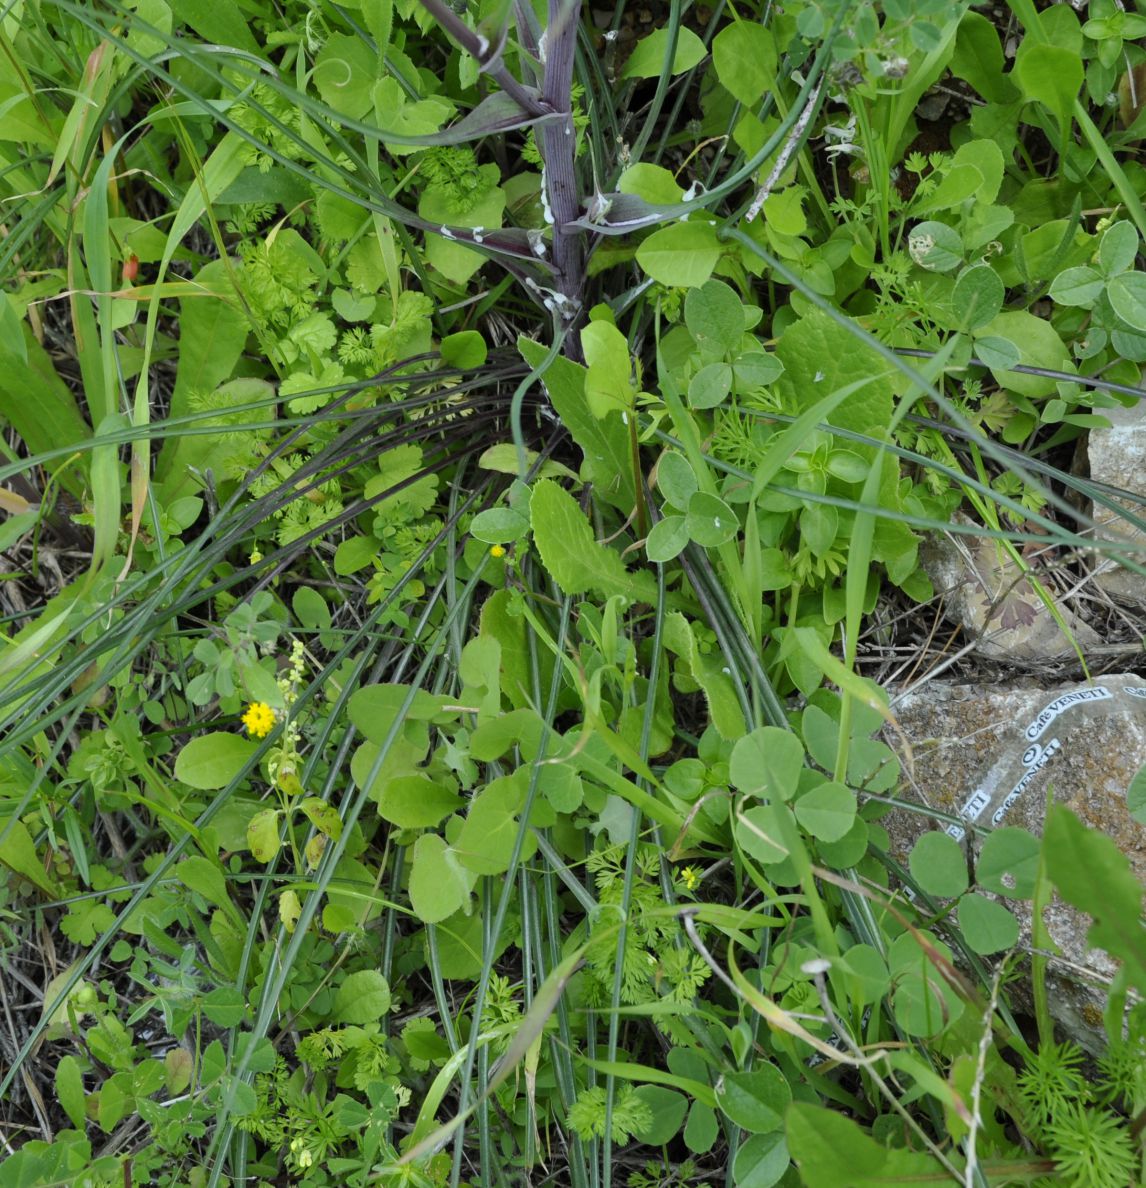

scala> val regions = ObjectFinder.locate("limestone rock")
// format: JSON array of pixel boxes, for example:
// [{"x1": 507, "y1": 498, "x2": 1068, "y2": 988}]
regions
[
  {"x1": 1084, "y1": 402, "x2": 1146, "y2": 605},
  {"x1": 884, "y1": 674, "x2": 1146, "y2": 1050},
  {"x1": 920, "y1": 515, "x2": 1098, "y2": 660}
]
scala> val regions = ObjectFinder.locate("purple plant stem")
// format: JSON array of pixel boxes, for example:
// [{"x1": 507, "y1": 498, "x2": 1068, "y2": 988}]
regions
[{"x1": 537, "y1": 0, "x2": 585, "y2": 354}]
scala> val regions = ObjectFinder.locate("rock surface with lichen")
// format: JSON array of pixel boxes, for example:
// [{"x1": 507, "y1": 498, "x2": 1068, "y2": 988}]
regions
[
  {"x1": 920, "y1": 513, "x2": 1098, "y2": 660},
  {"x1": 1082, "y1": 401, "x2": 1146, "y2": 606},
  {"x1": 883, "y1": 673, "x2": 1146, "y2": 1050}
]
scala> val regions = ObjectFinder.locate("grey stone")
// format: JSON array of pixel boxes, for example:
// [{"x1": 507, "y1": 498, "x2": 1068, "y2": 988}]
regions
[
  {"x1": 920, "y1": 515, "x2": 1099, "y2": 661},
  {"x1": 1084, "y1": 401, "x2": 1146, "y2": 605},
  {"x1": 884, "y1": 674, "x2": 1146, "y2": 1050}
]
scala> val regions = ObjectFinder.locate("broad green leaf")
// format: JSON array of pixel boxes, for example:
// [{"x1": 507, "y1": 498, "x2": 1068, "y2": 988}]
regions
[
  {"x1": 973, "y1": 334, "x2": 1021, "y2": 371},
  {"x1": 662, "y1": 611, "x2": 746, "y2": 740},
  {"x1": 977, "y1": 826, "x2": 1041, "y2": 897},
  {"x1": 976, "y1": 311, "x2": 1073, "y2": 397},
  {"x1": 787, "y1": 1102, "x2": 946, "y2": 1185},
  {"x1": 292, "y1": 587, "x2": 330, "y2": 633},
  {"x1": 56, "y1": 1055, "x2": 86, "y2": 1130},
  {"x1": 733, "y1": 1132, "x2": 789, "y2": 1188},
  {"x1": 0, "y1": 332, "x2": 90, "y2": 498},
  {"x1": 793, "y1": 781, "x2": 856, "y2": 842},
  {"x1": 914, "y1": 163, "x2": 983, "y2": 213},
  {"x1": 246, "y1": 809, "x2": 281, "y2": 864},
  {"x1": 1014, "y1": 41, "x2": 1083, "y2": 128},
  {"x1": 685, "y1": 279, "x2": 745, "y2": 358},
  {"x1": 891, "y1": 965, "x2": 965, "y2": 1037},
  {"x1": 950, "y1": 11, "x2": 1019, "y2": 104},
  {"x1": 469, "y1": 707, "x2": 544, "y2": 762},
  {"x1": 335, "y1": 536, "x2": 379, "y2": 576},
  {"x1": 908, "y1": 220, "x2": 963, "y2": 272},
  {"x1": 733, "y1": 352, "x2": 784, "y2": 389},
  {"x1": 530, "y1": 479, "x2": 656, "y2": 604},
  {"x1": 175, "y1": 733, "x2": 258, "y2": 790},
  {"x1": 621, "y1": 26, "x2": 706, "y2": 79},
  {"x1": 453, "y1": 775, "x2": 530, "y2": 875},
  {"x1": 684, "y1": 1101, "x2": 719, "y2": 1154},
  {"x1": 712, "y1": 22, "x2": 777, "y2": 106},
  {"x1": 632, "y1": 1086, "x2": 688, "y2": 1145},
  {"x1": 657, "y1": 451, "x2": 699, "y2": 508},
  {"x1": 949, "y1": 138, "x2": 1005, "y2": 203},
  {"x1": 165, "y1": 260, "x2": 249, "y2": 436},
  {"x1": 1099, "y1": 220, "x2": 1139, "y2": 276},
  {"x1": 735, "y1": 804, "x2": 790, "y2": 865},
  {"x1": 299, "y1": 797, "x2": 343, "y2": 841},
  {"x1": 836, "y1": 944, "x2": 889, "y2": 1006},
  {"x1": 758, "y1": 187, "x2": 805, "y2": 238},
  {"x1": 518, "y1": 338, "x2": 635, "y2": 511},
  {"x1": 177, "y1": 0, "x2": 260, "y2": 54},
  {"x1": 478, "y1": 444, "x2": 578, "y2": 483},
  {"x1": 176, "y1": 856, "x2": 238, "y2": 921},
  {"x1": 637, "y1": 222, "x2": 721, "y2": 288},
  {"x1": 315, "y1": 34, "x2": 380, "y2": 118},
  {"x1": 441, "y1": 330, "x2": 487, "y2": 369},
  {"x1": 201, "y1": 987, "x2": 247, "y2": 1026},
  {"x1": 773, "y1": 311, "x2": 893, "y2": 449},
  {"x1": 952, "y1": 263, "x2": 1004, "y2": 329},
  {"x1": 1048, "y1": 265, "x2": 1103, "y2": 307},
  {"x1": 0, "y1": 816, "x2": 59, "y2": 896},
  {"x1": 158, "y1": 375, "x2": 274, "y2": 503},
  {"x1": 479, "y1": 589, "x2": 540, "y2": 711},
  {"x1": 378, "y1": 776, "x2": 462, "y2": 829},
  {"x1": 715, "y1": 1064, "x2": 790, "y2": 1132},
  {"x1": 646, "y1": 515, "x2": 689, "y2": 563},
  {"x1": 1128, "y1": 763, "x2": 1146, "y2": 826},
  {"x1": 470, "y1": 506, "x2": 530, "y2": 544},
  {"x1": 372, "y1": 77, "x2": 453, "y2": 154},
  {"x1": 0, "y1": 292, "x2": 26, "y2": 364},
  {"x1": 800, "y1": 704, "x2": 838, "y2": 771},
  {"x1": 582, "y1": 320, "x2": 634, "y2": 416},
  {"x1": 1107, "y1": 271, "x2": 1146, "y2": 331},
  {"x1": 729, "y1": 727, "x2": 803, "y2": 800},
  {"x1": 957, "y1": 893, "x2": 1019, "y2": 955},
  {"x1": 419, "y1": 167, "x2": 506, "y2": 284},
  {"x1": 333, "y1": 970, "x2": 391, "y2": 1023},
  {"x1": 686, "y1": 491, "x2": 738, "y2": 547},
  {"x1": 1043, "y1": 805, "x2": 1146, "y2": 991},
  {"x1": 409, "y1": 833, "x2": 470, "y2": 924},
  {"x1": 348, "y1": 684, "x2": 454, "y2": 745},
  {"x1": 688, "y1": 362, "x2": 733, "y2": 409},
  {"x1": 618, "y1": 163, "x2": 684, "y2": 205},
  {"x1": 908, "y1": 831, "x2": 968, "y2": 898}
]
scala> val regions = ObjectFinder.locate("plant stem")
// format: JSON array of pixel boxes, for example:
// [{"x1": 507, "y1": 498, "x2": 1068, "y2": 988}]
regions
[{"x1": 538, "y1": 0, "x2": 585, "y2": 354}]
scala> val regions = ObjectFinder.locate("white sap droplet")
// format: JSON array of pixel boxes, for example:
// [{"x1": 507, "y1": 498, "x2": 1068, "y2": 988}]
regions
[{"x1": 539, "y1": 165, "x2": 555, "y2": 225}]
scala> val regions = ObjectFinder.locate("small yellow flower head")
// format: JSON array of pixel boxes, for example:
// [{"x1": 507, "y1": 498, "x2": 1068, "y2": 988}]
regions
[
  {"x1": 241, "y1": 702, "x2": 276, "y2": 738},
  {"x1": 490, "y1": 544, "x2": 506, "y2": 558},
  {"x1": 679, "y1": 865, "x2": 702, "y2": 893},
  {"x1": 249, "y1": 549, "x2": 263, "y2": 565}
]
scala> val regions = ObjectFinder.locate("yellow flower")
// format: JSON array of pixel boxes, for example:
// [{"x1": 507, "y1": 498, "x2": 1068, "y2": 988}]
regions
[
  {"x1": 490, "y1": 544, "x2": 506, "y2": 558},
  {"x1": 679, "y1": 865, "x2": 702, "y2": 892},
  {"x1": 241, "y1": 702, "x2": 276, "y2": 738}
]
